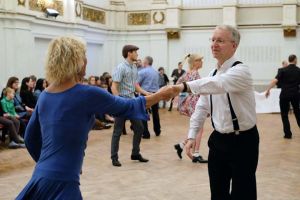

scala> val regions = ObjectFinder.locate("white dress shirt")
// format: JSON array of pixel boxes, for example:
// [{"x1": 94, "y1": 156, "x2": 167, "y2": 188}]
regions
[{"x1": 187, "y1": 56, "x2": 256, "y2": 139}]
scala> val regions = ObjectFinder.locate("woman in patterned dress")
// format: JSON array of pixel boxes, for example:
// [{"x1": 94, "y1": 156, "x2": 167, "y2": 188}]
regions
[{"x1": 174, "y1": 53, "x2": 208, "y2": 163}]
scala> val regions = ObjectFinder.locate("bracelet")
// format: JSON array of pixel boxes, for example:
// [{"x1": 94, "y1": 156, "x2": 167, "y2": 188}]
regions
[{"x1": 182, "y1": 82, "x2": 188, "y2": 93}]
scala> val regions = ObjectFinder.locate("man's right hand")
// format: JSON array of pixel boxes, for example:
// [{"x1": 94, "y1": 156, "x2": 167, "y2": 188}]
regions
[{"x1": 265, "y1": 90, "x2": 270, "y2": 98}]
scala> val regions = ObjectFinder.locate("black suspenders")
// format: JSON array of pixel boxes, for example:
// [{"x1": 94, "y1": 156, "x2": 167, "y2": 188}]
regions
[{"x1": 210, "y1": 61, "x2": 242, "y2": 134}]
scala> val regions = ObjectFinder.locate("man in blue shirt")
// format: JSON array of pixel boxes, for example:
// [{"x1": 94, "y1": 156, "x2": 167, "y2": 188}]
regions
[
  {"x1": 111, "y1": 45, "x2": 151, "y2": 167},
  {"x1": 138, "y1": 56, "x2": 161, "y2": 138}
]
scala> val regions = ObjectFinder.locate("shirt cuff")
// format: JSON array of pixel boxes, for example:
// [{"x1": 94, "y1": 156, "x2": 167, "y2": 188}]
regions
[{"x1": 186, "y1": 81, "x2": 198, "y2": 95}]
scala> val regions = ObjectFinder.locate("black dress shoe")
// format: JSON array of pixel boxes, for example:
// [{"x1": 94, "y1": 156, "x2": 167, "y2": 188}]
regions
[
  {"x1": 174, "y1": 144, "x2": 183, "y2": 159},
  {"x1": 131, "y1": 154, "x2": 149, "y2": 162},
  {"x1": 142, "y1": 135, "x2": 150, "y2": 139},
  {"x1": 284, "y1": 135, "x2": 292, "y2": 139},
  {"x1": 112, "y1": 159, "x2": 122, "y2": 167},
  {"x1": 192, "y1": 155, "x2": 208, "y2": 163}
]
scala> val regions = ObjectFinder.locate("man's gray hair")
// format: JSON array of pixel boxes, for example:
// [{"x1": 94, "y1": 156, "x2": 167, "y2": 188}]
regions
[
  {"x1": 216, "y1": 25, "x2": 240, "y2": 46},
  {"x1": 145, "y1": 56, "x2": 153, "y2": 65}
]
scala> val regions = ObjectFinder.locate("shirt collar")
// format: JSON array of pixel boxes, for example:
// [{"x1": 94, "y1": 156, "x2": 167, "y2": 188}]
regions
[
  {"x1": 124, "y1": 60, "x2": 135, "y2": 68},
  {"x1": 217, "y1": 56, "x2": 237, "y2": 73}
]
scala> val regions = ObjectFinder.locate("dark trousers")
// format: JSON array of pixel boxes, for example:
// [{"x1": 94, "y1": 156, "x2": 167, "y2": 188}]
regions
[
  {"x1": 208, "y1": 126, "x2": 259, "y2": 200},
  {"x1": 142, "y1": 103, "x2": 161, "y2": 137},
  {"x1": 111, "y1": 117, "x2": 144, "y2": 160},
  {"x1": 0, "y1": 116, "x2": 21, "y2": 143},
  {"x1": 279, "y1": 95, "x2": 300, "y2": 137}
]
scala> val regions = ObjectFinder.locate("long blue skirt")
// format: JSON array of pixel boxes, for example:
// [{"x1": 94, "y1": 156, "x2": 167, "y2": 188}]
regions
[{"x1": 16, "y1": 176, "x2": 82, "y2": 200}]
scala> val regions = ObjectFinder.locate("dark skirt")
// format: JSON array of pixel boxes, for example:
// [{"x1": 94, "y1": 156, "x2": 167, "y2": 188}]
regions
[{"x1": 16, "y1": 177, "x2": 82, "y2": 200}]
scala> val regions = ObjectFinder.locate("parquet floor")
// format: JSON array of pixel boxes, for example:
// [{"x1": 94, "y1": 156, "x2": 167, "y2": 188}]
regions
[{"x1": 0, "y1": 109, "x2": 300, "y2": 200}]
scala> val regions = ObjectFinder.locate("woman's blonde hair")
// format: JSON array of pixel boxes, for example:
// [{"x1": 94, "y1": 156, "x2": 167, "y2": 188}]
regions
[
  {"x1": 45, "y1": 36, "x2": 86, "y2": 85},
  {"x1": 183, "y1": 53, "x2": 203, "y2": 70}
]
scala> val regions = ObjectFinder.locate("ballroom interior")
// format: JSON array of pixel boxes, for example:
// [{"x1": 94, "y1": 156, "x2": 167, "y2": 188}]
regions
[{"x1": 0, "y1": 0, "x2": 300, "y2": 200}]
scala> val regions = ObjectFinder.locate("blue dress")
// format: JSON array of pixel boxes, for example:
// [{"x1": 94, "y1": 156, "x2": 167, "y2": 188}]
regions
[{"x1": 16, "y1": 84, "x2": 148, "y2": 200}]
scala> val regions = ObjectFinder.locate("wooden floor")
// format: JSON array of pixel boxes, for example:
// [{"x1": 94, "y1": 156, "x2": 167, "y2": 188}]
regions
[{"x1": 0, "y1": 109, "x2": 300, "y2": 200}]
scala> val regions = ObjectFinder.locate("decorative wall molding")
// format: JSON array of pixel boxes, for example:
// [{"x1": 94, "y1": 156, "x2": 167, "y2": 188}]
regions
[
  {"x1": 29, "y1": 0, "x2": 64, "y2": 15},
  {"x1": 75, "y1": 2, "x2": 82, "y2": 17},
  {"x1": 17, "y1": 0, "x2": 26, "y2": 6},
  {"x1": 153, "y1": 11, "x2": 165, "y2": 24},
  {"x1": 128, "y1": 13, "x2": 151, "y2": 25},
  {"x1": 82, "y1": 6, "x2": 105, "y2": 24},
  {"x1": 166, "y1": 29, "x2": 180, "y2": 39},
  {"x1": 283, "y1": 27, "x2": 296, "y2": 37}
]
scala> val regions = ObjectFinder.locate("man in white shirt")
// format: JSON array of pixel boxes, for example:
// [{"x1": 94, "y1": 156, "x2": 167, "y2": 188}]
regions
[{"x1": 172, "y1": 25, "x2": 259, "y2": 200}]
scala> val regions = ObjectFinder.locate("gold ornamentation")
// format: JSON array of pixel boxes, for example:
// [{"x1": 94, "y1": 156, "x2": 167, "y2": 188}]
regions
[
  {"x1": 153, "y1": 11, "x2": 165, "y2": 24},
  {"x1": 167, "y1": 30, "x2": 180, "y2": 39},
  {"x1": 82, "y1": 6, "x2": 105, "y2": 24},
  {"x1": 128, "y1": 13, "x2": 150, "y2": 25},
  {"x1": 75, "y1": 2, "x2": 82, "y2": 17},
  {"x1": 283, "y1": 27, "x2": 296, "y2": 37},
  {"x1": 29, "y1": 0, "x2": 64, "y2": 15},
  {"x1": 18, "y1": 0, "x2": 26, "y2": 6}
]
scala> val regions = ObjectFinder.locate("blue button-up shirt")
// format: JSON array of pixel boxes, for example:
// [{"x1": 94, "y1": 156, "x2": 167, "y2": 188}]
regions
[
  {"x1": 112, "y1": 60, "x2": 138, "y2": 98},
  {"x1": 138, "y1": 66, "x2": 160, "y2": 93}
]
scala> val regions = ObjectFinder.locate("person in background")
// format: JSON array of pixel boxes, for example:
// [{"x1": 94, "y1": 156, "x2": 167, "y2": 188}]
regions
[
  {"x1": 95, "y1": 76, "x2": 101, "y2": 87},
  {"x1": 5, "y1": 77, "x2": 30, "y2": 137},
  {"x1": 105, "y1": 74, "x2": 113, "y2": 94},
  {"x1": 138, "y1": 56, "x2": 161, "y2": 139},
  {"x1": 29, "y1": 75, "x2": 37, "y2": 90},
  {"x1": 20, "y1": 77, "x2": 36, "y2": 109},
  {"x1": 34, "y1": 78, "x2": 47, "y2": 101},
  {"x1": 265, "y1": 54, "x2": 300, "y2": 139},
  {"x1": 169, "y1": 62, "x2": 185, "y2": 111},
  {"x1": 276, "y1": 60, "x2": 289, "y2": 88},
  {"x1": 158, "y1": 67, "x2": 169, "y2": 108},
  {"x1": 110, "y1": 44, "x2": 151, "y2": 167},
  {"x1": 82, "y1": 78, "x2": 89, "y2": 85},
  {"x1": 174, "y1": 53, "x2": 207, "y2": 163},
  {"x1": 88, "y1": 76, "x2": 96, "y2": 86},
  {"x1": 136, "y1": 59, "x2": 143, "y2": 72},
  {"x1": 0, "y1": 88, "x2": 25, "y2": 148},
  {"x1": 99, "y1": 75, "x2": 108, "y2": 89}
]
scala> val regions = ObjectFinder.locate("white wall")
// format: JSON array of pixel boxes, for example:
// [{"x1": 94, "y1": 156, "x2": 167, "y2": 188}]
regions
[
  {"x1": 86, "y1": 43, "x2": 104, "y2": 76},
  {"x1": 34, "y1": 38, "x2": 51, "y2": 79}
]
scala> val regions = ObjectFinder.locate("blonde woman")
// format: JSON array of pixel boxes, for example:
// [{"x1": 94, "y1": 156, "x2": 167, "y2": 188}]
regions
[
  {"x1": 174, "y1": 54, "x2": 208, "y2": 163},
  {"x1": 16, "y1": 36, "x2": 173, "y2": 199}
]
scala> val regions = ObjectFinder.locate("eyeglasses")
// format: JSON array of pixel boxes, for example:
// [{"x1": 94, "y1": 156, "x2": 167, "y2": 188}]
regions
[{"x1": 209, "y1": 38, "x2": 234, "y2": 45}]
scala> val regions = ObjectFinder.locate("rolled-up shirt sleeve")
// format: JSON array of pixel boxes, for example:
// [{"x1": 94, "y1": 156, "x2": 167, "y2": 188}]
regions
[
  {"x1": 187, "y1": 65, "x2": 252, "y2": 95},
  {"x1": 187, "y1": 95, "x2": 210, "y2": 139}
]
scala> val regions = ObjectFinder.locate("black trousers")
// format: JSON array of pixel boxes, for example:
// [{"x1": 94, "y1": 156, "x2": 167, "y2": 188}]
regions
[
  {"x1": 0, "y1": 116, "x2": 20, "y2": 143},
  {"x1": 279, "y1": 95, "x2": 300, "y2": 137},
  {"x1": 208, "y1": 126, "x2": 259, "y2": 200},
  {"x1": 142, "y1": 103, "x2": 161, "y2": 137}
]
